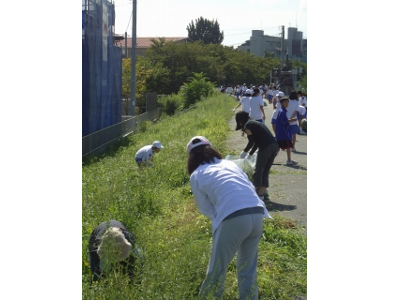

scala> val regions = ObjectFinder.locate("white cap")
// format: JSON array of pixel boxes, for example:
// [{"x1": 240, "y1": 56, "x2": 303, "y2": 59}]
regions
[
  {"x1": 152, "y1": 141, "x2": 164, "y2": 149},
  {"x1": 277, "y1": 91, "x2": 285, "y2": 97},
  {"x1": 186, "y1": 136, "x2": 212, "y2": 153},
  {"x1": 245, "y1": 89, "x2": 253, "y2": 95}
]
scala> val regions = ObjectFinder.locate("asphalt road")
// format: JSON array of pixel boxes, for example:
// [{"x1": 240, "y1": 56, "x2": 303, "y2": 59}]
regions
[{"x1": 226, "y1": 99, "x2": 307, "y2": 230}]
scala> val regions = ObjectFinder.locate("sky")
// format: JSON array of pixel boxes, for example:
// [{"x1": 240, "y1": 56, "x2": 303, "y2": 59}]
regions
[{"x1": 113, "y1": 0, "x2": 307, "y2": 48}]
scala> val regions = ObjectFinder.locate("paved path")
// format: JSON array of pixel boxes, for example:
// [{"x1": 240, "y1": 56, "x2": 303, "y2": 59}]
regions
[{"x1": 226, "y1": 100, "x2": 307, "y2": 229}]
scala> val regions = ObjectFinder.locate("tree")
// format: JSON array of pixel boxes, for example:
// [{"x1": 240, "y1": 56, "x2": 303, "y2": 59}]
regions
[{"x1": 186, "y1": 17, "x2": 224, "y2": 45}]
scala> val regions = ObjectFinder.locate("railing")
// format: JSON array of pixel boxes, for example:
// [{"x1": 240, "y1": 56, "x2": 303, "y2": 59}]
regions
[{"x1": 82, "y1": 108, "x2": 162, "y2": 157}]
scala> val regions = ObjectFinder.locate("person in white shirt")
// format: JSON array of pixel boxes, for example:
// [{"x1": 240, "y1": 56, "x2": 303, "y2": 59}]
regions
[
  {"x1": 297, "y1": 90, "x2": 307, "y2": 111},
  {"x1": 271, "y1": 91, "x2": 284, "y2": 134},
  {"x1": 287, "y1": 91, "x2": 301, "y2": 152},
  {"x1": 297, "y1": 91, "x2": 307, "y2": 134},
  {"x1": 187, "y1": 136, "x2": 271, "y2": 300},
  {"x1": 240, "y1": 83, "x2": 247, "y2": 96},
  {"x1": 249, "y1": 88, "x2": 266, "y2": 122},
  {"x1": 297, "y1": 106, "x2": 307, "y2": 134},
  {"x1": 134, "y1": 141, "x2": 164, "y2": 167},
  {"x1": 233, "y1": 89, "x2": 252, "y2": 113},
  {"x1": 225, "y1": 85, "x2": 233, "y2": 95},
  {"x1": 266, "y1": 84, "x2": 274, "y2": 104}
]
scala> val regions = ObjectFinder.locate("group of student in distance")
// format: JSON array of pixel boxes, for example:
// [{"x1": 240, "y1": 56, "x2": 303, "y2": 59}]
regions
[
  {"x1": 86, "y1": 85, "x2": 307, "y2": 299},
  {"x1": 233, "y1": 85, "x2": 307, "y2": 166}
]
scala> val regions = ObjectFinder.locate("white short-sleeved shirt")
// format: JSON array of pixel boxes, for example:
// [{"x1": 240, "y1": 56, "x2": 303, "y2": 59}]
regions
[
  {"x1": 299, "y1": 96, "x2": 307, "y2": 107},
  {"x1": 135, "y1": 145, "x2": 153, "y2": 162},
  {"x1": 287, "y1": 100, "x2": 300, "y2": 127},
  {"x1": 249, "y1": 95, "x2": 264, "y2": 120},
  {"x1": 190, "y1": 158, "x2": 271, "y2": 234},
  {"x1": 297, "y1": 106, "x2": 306, "y2": 116},
  {"x1": 240, "y1": 96, "x2": 251, "y2": 113},
  {"x1": 271, "y1": 100, "x2": 282, "y2": 120}
]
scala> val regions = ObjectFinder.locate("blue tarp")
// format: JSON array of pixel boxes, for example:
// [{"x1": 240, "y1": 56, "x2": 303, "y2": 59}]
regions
[{"x1": 82, "y1": 0, "x2": 122, "y2": 136}]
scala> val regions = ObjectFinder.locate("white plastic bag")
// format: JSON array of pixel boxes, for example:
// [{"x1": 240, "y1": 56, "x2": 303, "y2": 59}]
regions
[{"x1": 225, "y1": 152, "x2": 257, "y2": 174}]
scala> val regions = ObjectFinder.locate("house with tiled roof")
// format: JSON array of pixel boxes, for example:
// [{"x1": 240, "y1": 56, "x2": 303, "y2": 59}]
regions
[{"x1": 114, "y1": 36, "x2": 192, "y2": 57}]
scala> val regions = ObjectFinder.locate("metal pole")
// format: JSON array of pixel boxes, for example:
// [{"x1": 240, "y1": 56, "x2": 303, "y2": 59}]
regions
[
  {"x1": 130, "y1": 0, "x2": 137, "y2": 116},
  {"x1": 281, "y1": 25, "x2": 285, "y2": 68},
  {"x1": 124, "y1": 32, "x2": 127, "y2": 58}
]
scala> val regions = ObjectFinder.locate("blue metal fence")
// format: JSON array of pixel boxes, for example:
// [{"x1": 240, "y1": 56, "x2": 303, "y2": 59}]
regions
[{"x1": 82, "y1": 0, "x2": 122, "y2": 137}]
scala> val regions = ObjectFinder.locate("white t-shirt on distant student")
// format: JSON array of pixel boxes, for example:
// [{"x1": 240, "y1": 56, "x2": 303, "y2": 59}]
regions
[
  {"x1": 297, "y1": 106, "x2": 306, "y2": 116},
  {"x1": 286, "y1": 100, "x2": 300, "y2": 127},
  {"x1": 135, "y1": 145, "x2": 153, "y2": 162},
  {"x1": 299, "y1": 96, "x2": 307, "y2": 107},
  {"x1": 239, "y1": 96, "x2": 251, "y2": 113},
  {"x1": 249, "y1": 95, "x2": 264, "y2": 120},
  {"x1": 271, "y1": 100, "x2": 282, "y2": 120}
]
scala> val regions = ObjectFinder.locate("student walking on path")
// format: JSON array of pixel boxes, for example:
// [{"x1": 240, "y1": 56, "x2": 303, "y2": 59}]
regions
[{"x1": 275, "y1": 97, "x2": 298, "y2": 165}]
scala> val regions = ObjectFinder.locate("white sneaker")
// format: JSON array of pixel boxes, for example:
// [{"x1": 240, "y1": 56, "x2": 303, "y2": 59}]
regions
[{"x1": 286, "y1": 160, "x2": 298, "y2": 165}]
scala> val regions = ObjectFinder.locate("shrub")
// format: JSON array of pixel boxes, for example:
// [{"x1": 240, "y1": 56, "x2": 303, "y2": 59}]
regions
[
  {"x1": 182, "y1": 72, "x2": 215, "y2": 108},
  {"x1": 157, "y1": 94, "x2": 184, "y2": 116}
]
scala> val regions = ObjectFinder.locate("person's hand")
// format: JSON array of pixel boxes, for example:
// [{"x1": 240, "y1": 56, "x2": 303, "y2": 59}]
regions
[
  {"x1": 239, "y1": 151, "x2": 247, "y2": 159},
  {"x1": 262, "y1": 115, "x2": 266, "y2": 120},
  {"x1": 233, "y1": 108, "x2": 236, "y2": 112}
]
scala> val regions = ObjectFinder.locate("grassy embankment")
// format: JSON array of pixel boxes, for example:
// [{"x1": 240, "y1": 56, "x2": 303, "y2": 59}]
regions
[{"x1": 82, "y1": 94, "x2": 307, "y2": 299}]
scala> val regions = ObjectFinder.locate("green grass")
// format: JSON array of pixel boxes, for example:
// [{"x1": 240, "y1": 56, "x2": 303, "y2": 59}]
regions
[{"x1": 82, "y1": 94, "x2": 307, "y2": 299}]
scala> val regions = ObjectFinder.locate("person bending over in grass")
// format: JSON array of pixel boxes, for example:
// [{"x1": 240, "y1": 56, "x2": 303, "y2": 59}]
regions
[
  {"x1": 135, "y1": 140, "x2": 164, "y2": 167},
  {"x1": 88, "y1": 220, "x2": 143, "y2": 283},
  {"x1": 187, "y1": 136, "x2": 271, "y2": 300}
]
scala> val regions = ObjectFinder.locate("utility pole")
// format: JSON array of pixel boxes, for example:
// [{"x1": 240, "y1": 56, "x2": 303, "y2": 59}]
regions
[
  {"x1": 281, "y1": 25, "x2": 285, "y2": 68},
  {"x1": 130, "y1": 0, "x2": 137, "y2": 116},
  {"x1": 124, "y1": 32, "x2": 127, "y2": 58}
]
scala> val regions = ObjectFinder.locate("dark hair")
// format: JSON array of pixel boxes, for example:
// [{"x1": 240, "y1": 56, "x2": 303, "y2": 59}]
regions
[
  {"x1": 187, "y1": 143, "x2": 222, "y2": 175},
  {"x1": 235, "y1": 111, "x2": 250, "y2": 130},
  {"x1": 279, "y1": 96, "x2": 289, "y2": 103},
  {"x1": 289, "y1": 91, "x2": 297, "y2": 100},
  {"x1": 253, "y1": 88, "x2": 260, "y2": 95},
  {"x1": 297, "y1": 90, "x2": 303, "y2": 96}
]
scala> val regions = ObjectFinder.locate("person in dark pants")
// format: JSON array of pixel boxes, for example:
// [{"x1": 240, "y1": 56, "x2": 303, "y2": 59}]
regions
[
  {"x1": 235, "y1": 111, "x2": 278, "y2": 201},
  {"x1": 88, "y1": 220, "x2": 143, "y2": 283}
]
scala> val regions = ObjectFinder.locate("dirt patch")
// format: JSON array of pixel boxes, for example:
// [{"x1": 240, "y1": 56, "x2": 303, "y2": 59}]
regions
[{"x1": 226, "y1": 102, "x2": 307, "y2": 230}]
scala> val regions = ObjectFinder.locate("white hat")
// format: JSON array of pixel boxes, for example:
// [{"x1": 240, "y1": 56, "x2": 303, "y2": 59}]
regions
[
  {"x1": 152, "y1": 141, "x2": 164, "y2": 149},
  {"x1": 187, "y1": 136, "x2": 212, "y2": 153},
  {"x1": 277, "y1": 91, "x2": 285, "y2": 97},
  {"x1": 97, "y1": 227, "x2": 132, "y2": 262},
  {"x1": 245, "y1": 89, "x2": 253, "y2": 95}
]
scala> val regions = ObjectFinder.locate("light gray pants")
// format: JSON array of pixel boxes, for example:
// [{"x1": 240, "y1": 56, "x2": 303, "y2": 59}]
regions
[{"x1": 199, "y1": 213, "x2": 264, "y2": 300}]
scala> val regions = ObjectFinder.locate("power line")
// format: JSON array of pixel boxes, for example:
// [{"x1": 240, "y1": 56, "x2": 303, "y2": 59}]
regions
[{"x1": 125, "y1": 12, "x2": 132, "y2": 33}]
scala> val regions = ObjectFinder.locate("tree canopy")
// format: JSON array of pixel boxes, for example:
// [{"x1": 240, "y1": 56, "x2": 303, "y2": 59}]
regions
[
  {"x1": 122, "y1": 40, "x2": 286, "y2": 104},
  {"x1": 186, "y1": 17, "x2": 224, "y2": 45}
]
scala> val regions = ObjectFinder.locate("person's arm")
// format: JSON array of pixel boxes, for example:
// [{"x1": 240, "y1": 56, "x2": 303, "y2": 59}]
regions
[
  {"x1": 245, "y1": 130, "x2": 258, "y2": 156},
  {"x1": 242, "y1": 130, "x2": 255, "y2": 153},
  {"x1": 190, "y1": 176, "x2": 215, "y2": 219},
  {"x1": 233, "y1": 102, "x2": 242, "y2": 111},
  {"x1": 260, "y1": 104, "x2": 266, "y2": 120}
]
